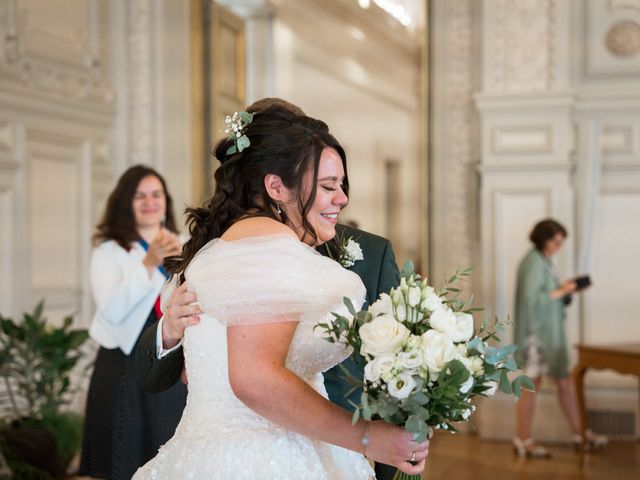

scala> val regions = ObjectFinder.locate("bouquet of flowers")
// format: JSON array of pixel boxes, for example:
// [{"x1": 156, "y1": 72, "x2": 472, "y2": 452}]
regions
[{"x1": 316, "y1": 263, "x2": 533, "y2": 480}]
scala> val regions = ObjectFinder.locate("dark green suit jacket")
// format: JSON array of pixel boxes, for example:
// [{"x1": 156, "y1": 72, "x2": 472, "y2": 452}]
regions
[{"x1": 135, "y1": 225, "x2": 400, "y2": 404}]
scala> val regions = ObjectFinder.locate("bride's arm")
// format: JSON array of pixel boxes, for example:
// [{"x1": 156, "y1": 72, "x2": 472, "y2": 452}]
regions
[{"x1": 227, "y1": 322, "x2": 428, "y2": 475}]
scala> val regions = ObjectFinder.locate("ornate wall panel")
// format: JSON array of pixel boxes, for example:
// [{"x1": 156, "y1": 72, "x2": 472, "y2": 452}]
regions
[
  {"x1": 584, "y1": 0, "x2": 640, "y2": 78},
  {"x1": 586, "y1": 190, "x2": 640, "y2": 343},
  {"x1": 601, "y1": 118, "x2": 640, "y2": 166},
  {"x1": 0, "y1": 184, "x2": 14, "y2": 314},
  {"x1": 0, "y1": 0, "x2": 112, "y2": 105},
  {"x1": 26, "y1": 130, "x2": 82, "y2": 314}
]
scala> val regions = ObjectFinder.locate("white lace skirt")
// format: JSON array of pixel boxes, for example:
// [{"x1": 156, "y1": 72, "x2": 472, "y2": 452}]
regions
[{"x1": 133, "y1": 421, "x2": 374, "y2": 480}]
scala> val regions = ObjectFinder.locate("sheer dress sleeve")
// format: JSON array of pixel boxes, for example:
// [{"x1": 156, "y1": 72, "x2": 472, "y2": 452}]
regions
[{"x1": 184, "y1": 234, "x2": 366, "y2": 327}]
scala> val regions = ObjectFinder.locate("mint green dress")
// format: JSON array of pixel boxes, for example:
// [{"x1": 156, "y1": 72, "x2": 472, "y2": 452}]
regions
[{"x1": 513, "y1": 248, "x2": 569, "y2": 379}]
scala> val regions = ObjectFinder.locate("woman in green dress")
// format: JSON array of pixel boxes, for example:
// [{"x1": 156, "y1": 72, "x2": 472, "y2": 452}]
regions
[{"x1": 513, "y1": 219, "x2": 606, "y2": 457}]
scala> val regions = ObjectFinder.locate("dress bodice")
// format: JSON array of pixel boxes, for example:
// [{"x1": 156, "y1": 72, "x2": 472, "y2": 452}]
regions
[{"x1": 179, "y1": 235, "x2": 366, "y2": 429}]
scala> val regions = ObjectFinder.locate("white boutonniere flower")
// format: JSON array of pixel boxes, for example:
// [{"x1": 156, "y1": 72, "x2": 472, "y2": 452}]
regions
[
  {"x1": 340, "y1": 238, "x2": 363, "y2": 268},
  {"x1": 328, "y1": 234, "x2": 364, "y2": 269}
]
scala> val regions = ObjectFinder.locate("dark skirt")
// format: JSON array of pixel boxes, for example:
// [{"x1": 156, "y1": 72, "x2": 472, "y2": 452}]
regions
[{"x1": 78, "y1": 311, "x2": 187, "y2": 480}]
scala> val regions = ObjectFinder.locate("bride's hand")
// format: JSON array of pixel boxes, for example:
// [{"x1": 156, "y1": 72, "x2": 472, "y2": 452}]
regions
[{"x1": 365, "y1": 420, "x2": 429, "y2": 475}]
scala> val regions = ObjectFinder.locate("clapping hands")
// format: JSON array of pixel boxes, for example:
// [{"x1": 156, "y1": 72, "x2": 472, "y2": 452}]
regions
[{"x1": 143, "y1": 229, "x2": 181, "y2": 270}]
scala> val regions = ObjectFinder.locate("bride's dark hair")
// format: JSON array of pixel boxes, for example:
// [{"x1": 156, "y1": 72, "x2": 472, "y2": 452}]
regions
[{"x1": 168, "y1": 101, "x2": 348, "y2": 277}]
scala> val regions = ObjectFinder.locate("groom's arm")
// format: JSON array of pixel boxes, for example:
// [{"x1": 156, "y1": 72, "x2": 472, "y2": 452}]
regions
[{"x1": 135, "y1": 320, "x2": 185, "y2": 393}]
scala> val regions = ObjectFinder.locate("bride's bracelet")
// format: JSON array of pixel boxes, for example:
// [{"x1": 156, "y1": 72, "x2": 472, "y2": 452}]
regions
[{"x1": 360, "y1": 421, "x2": 370, "y2": 456}]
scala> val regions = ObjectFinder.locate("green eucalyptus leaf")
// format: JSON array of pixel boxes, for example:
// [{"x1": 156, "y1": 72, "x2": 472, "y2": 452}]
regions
[
  {"x1": 236, "y1": 135, "x2": 250, "y2": 152},
  {"x1": 238, "y1": 111, "x2": 254, "y2": 123},
  {"x1": 498, "y1": 370, "x2": 512, "y2": 395},
  {"x1": 401, "y1": 261, "x2": 415, "y2": 278}
]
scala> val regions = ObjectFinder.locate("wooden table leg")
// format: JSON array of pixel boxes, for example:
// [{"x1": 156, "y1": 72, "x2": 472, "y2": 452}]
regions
[{"x1": 572, "y1": 362, "x2": 588, "y2": 466}]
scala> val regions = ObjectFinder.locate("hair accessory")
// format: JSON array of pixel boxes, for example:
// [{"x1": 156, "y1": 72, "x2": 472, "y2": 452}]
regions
[{"x1": 223, "y1": 111, "x2": 254, "y2": 155}]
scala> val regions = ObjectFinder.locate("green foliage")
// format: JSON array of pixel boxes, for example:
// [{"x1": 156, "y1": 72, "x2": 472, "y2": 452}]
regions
[{"x1": 0, "y1": 301, "x2": 89, "y2": 466}]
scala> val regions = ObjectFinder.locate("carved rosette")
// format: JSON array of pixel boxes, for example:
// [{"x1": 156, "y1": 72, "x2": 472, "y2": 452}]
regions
[{"x1": 605, "y1": 20, "x2": 640, "y2": 58}]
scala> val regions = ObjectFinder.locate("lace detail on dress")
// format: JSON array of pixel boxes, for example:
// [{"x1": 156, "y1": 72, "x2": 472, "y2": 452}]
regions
[{"x1": 133, "y1": 235, "x2": 374, "y2": 480}]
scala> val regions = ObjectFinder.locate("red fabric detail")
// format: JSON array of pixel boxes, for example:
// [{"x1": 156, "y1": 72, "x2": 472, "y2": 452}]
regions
[{"x1": 153, "y1": 294, "x2": 163, "y2": 319}]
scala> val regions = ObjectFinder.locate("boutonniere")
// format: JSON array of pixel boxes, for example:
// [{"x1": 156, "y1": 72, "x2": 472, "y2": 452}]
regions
[{"x1": 327, "y1": 235, "x2": 364, "y2": 268}]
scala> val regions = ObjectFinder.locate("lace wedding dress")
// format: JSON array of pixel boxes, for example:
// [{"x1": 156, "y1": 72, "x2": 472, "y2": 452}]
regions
[{"x1": 133, "y1": 235, "x2": 375, "y2": 480}]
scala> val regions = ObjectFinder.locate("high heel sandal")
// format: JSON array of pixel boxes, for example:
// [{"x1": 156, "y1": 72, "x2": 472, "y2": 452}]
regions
[
  {"x1": 572, "y1": 430, "x2": 609, "y2": 452},
  {"x1": 512, "y1": 437, "x2": 551, "y2": 458}
]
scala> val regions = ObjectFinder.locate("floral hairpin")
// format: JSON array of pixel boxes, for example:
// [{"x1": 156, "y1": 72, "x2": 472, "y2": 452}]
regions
[{"x1": 223, "y1": 111, "x2": 254, "y2": 155}]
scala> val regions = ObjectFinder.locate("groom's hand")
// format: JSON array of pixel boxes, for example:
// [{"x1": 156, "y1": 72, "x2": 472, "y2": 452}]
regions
[{"x1": 162, "y1": 282, "x2": 203, "y2": 349}]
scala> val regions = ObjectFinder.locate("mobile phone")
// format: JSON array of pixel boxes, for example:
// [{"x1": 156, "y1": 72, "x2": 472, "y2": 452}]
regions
[{"x1": 575, "y1": 275, "x2": 591, "y2": 290}]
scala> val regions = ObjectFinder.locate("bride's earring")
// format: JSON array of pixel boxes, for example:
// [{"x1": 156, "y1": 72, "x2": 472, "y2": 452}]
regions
[{"x1": 276, "y1": 203, "x2": 282, "y2": 215}]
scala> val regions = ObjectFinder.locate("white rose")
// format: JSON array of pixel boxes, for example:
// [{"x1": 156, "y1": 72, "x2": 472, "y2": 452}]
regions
[
  {"x1": 364, "y1": 354, "x2": 395, "y2": 383},
  {"x1": 360, "y1": 315, "x2": 410, "y2": 357},
  {"x1": 430, "y1": 308, "x2": 474, "y2": 343},
  {"x1": 462, "y1": 408, "x2": 472, "y2": 420},
  {"x1": 420, "y1": 287, "x2": 443, "y2": 312},
  {"x1": 369, "y1": 293, "x2": 393, "y2": 317},
  {"x1": 484, "y1": 380, "x2": 498, "y2": 396},
  {"x1": 396, "y1": 348, "x2": 423, "y2": 372},
  {"x1": 345, "y1": 239, "x2": 364, "y2": 261},
  {"x1": 461, "y1": 355, "x2": 485, "y2": 377},
  {"x1": 459, "y1": 376, "x2": 474, "y2": 394},
  {"x1": 399, "y1": 277, "x2": 408, "y2": 293},
  {"x1": 387, "y1": 372, "x2": 416, "y2": 400},
  {"x1": 408, "y1": 286, "x2": 421, "y2": 307},
  {"x1": 419, "y1": 329, "x2": 458, "y2": 376}
]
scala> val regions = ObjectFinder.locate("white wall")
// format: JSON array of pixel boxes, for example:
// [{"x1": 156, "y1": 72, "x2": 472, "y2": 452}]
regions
[{"x1": 431, "y1": 0, "x2": 640, "y2": 441}]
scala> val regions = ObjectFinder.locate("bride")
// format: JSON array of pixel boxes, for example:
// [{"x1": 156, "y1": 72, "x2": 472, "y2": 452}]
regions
[{"x1": 133, "y1": 104, "x2": 428, "y2": 479}]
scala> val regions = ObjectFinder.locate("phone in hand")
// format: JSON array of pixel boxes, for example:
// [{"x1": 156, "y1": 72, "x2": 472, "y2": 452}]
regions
[{"x1": 575, "y1": 275, "x2": 591, "y2": 290}]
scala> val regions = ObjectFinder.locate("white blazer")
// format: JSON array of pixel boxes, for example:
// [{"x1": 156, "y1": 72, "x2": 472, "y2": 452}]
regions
[{"x1": 89, "y1": 240, "x2": 166, "y2": 355}]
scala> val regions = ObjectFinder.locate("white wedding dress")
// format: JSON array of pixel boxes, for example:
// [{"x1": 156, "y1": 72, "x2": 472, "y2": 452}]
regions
[{"x1": 133, "y1": 234, "x2": 375, "y2": 480}]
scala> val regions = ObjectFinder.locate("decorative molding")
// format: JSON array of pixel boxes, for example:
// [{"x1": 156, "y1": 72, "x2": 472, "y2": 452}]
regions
[
  {"x1": 491, "y1": 125, "x2": 553, "y2": 154},
  {"x1": 605, "y1": 20, "x2": 640, "y2": 58},
  {"x1": 127, "y1": 0, "x2": 152, "y2": 166},
  {"x1": 0, "y1": 184, "x2": 14, "y2": 315},
  {"x1": 475, "y1": 92, "x2": 574, "y2": 111},
  {"x1": 609, "y1": 0, "x2": 640, "y2": 13},
  {"x1": 477, "y1": 162, "x2": 573, "y2": 174},
  {"x1": 491, "y1": 0, "x2": 556, "y2": 93},
  {"x1": 430, "y1": 0, "x2": 475, "y2": 288},
  {"x1": 0, "y1": 119, "x2": 14, "y2": 153},
  {"x1": 0, "y1": 0, "x2": 113, "y2": 105},
  {"x1": 602, "y1": 125, "x2": 634, "y2": 153},
  {"x1": 492, "y1": 187, "x2": 552, "y2": 318},
  {"x1": 584, "y1": 0, "x2": 640, "y2": 78},
  {"x1": 28, "y1": 155, "x2": 80, "y2": 292}
]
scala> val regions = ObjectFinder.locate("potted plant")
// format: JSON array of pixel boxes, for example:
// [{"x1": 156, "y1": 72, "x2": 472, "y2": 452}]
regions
[{"x1": 0, "y1": 302, "x2": 89, "y2": 479}]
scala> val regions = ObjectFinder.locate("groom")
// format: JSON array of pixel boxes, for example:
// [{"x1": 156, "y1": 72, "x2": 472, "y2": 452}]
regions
[{"x1": 135, "y1": 98, "x2": 400, "y2": 480}]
